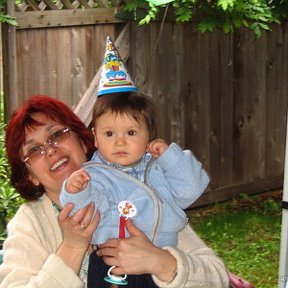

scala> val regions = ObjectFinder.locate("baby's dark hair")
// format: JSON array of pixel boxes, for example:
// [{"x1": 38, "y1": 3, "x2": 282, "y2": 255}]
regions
[{"x1": 92, "y1": 92, "x2": 157, "y2": 141}]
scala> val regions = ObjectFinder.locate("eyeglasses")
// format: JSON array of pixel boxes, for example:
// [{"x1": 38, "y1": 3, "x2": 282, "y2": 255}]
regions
[{"x1": 23, "y1": 127, "x2": 71, "y2": 166}]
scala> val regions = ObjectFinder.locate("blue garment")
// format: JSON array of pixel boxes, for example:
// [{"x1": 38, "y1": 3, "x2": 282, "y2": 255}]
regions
[{"x1": 60, "y1": 143, "x2": 209, "y2": 247}]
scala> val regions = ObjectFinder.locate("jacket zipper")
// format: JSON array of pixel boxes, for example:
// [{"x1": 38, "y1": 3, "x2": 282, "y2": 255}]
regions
[{"x1": 83, "y1": 161, "x2": 162, "y2": 243}]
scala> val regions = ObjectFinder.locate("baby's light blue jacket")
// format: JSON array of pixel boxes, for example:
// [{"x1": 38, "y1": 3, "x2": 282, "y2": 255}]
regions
[{"x1": 60, "y1": 143, "x2": 209, "y2": 247}]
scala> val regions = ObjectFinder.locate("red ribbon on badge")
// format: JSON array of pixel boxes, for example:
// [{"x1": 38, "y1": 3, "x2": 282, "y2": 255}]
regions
[
  {"x1": 119, "y1": 216, "x2": 127, "y2": 239},
  {"x1": 117, "y1": 201, "x2": 137, "y2": 239}
]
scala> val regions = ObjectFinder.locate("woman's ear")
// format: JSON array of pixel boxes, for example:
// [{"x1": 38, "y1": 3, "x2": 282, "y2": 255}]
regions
[{"x1": 27, "y1": 174, "x2": 40, "y2": 186}]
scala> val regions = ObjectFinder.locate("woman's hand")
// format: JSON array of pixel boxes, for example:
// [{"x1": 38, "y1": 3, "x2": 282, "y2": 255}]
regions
[
  {"x1": 56, "y1": 202, "x2": 100, "y2": 273},
  {"x1": 59, "y1": 202, "x2": 99, "y2": 249},
  {"x1": 96, "y1": 220, "x2": 177, "y2": 282}
]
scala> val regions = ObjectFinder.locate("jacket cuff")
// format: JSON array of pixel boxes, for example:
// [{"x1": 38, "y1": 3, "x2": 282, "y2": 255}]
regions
[{"x1": 157, "y1": 143, "x2": 184, "y2": 171}]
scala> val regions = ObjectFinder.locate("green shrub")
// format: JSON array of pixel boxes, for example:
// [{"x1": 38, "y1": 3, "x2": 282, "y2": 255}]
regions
[{"x1": 0, "y1": 94, "x2": 24, "y2": 246}]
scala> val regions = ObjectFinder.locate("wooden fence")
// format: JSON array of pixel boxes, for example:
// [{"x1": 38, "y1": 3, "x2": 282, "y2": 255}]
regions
[
  {"x1": 2, "y1": 0, "x2": 288, "y2": 207},
  {"x1": 128, "y1": 22, "x2": 288, "y2": 206}
]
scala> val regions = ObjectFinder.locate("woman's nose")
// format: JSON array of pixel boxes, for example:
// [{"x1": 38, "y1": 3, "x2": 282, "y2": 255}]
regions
[{"x1": 45, "y1": 144, "x2": 57, "y2": 156}]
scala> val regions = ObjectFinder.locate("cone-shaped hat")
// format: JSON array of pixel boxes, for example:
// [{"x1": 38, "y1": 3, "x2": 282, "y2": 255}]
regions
[{"x1": 97, "y1": 36, "x2": 137, "y2": 96}]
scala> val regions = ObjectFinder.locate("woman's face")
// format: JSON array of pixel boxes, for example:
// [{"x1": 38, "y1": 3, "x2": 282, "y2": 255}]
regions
[{"x1": 22, "y1": 113, "x2": 87, "y2": 202}]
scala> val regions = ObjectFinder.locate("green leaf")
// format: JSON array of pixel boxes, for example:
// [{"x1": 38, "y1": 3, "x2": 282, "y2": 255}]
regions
[
  {"x1": 127, "y1": 0, "x2": 283, "y2": 37},
  {"x1": 198, "y1": 20, "x2": 217, "y2": 33},
  {"x1": 217, "y1": 0, "x2": 235, "y2": 10},
  {"x1": 222, "y1": 22, "x2": 234, "y2": 33}
]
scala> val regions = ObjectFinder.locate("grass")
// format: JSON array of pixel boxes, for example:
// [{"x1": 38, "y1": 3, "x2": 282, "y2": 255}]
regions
[{"x1": 187, "y1": 190, "x2": 282, "y2": 288}]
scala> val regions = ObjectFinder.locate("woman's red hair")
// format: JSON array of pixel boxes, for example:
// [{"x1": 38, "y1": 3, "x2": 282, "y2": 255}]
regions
[{"x1": 5, "y1": 95, "x2": 95, "y2": 201}]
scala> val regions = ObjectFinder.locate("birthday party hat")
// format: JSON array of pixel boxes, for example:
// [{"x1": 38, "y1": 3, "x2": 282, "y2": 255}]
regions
[{"x1": 97, "y1": 36, "x2": 138, "y2": 96}]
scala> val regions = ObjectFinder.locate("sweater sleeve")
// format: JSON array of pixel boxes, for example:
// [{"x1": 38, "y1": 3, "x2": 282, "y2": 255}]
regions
[
  {"x1": 155, "y1": 143, "x2": 210, "y2": 209},
  {"x1": 0, "y1": 203, "x2": 85, "y2": 288},
  {"x1": 151, "y1": 224, "x2": 230, "y2": 288}
]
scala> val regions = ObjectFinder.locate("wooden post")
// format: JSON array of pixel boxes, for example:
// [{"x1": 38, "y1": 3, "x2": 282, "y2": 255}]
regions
[
  {"x1": 2, "y1": 0, "x2": 18, "y2": 119},
  {"x1": 279, "y1": 110, "x2": 288, "y2": 288}
]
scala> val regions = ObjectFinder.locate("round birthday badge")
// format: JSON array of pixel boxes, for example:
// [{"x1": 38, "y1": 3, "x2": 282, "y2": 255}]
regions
[
  {"x1": 118, "y1": 200, "x2": 137, "y2": 219},
  {"x1": 104, "y1": 201, "x2": 137, "y2": 286},
  {"x1": 104, "y1": 266, "x2": 128, "y2": 286}
]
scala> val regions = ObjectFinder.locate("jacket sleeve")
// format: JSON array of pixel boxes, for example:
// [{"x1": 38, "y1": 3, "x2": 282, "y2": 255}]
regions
[
  {"x1": 152, "y1": 224, "x2": 230, "y2": 288},
  {"x1": 60, "y1": 178, "x2": 101, "y2": 215},
  {"x1": 155, "y1": 143, "x2": 210, "y2": 209},
  {"x1": 0, "y1": 205, "x2": 85, "y2": 288}
]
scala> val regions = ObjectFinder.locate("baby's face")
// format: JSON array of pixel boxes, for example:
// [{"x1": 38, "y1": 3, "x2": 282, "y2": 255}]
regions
[{"x1": 93, "y1": 111, "x2": 150, "y2": 166}]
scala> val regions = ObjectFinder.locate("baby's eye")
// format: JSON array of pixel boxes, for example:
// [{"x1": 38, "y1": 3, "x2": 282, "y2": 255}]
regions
[
  {"x1": 105, "y1": 131, "x2": 113, "y2": 137},
  {"x1": 128, "y1": 130, "x2": 137, "y2": 136}
]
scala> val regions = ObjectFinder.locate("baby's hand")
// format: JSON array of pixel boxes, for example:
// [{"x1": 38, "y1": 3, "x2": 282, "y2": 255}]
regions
[
  {"x1": 65, "y1": 170, "x2": 90, "y2": 193},
  {"x1": 147, "y1": 138, "x2": 169, "y2": 158}
]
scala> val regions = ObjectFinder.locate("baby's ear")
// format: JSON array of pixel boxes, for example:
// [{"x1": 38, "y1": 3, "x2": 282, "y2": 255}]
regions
[
  {"x1": 146, "y1": 141, "x2": 152, "y2": 153},
  {"x1": 91, "y1": 128, "x2": 98, "y2": 148},
  {"x1": 94, "y1": 137, "x2": 98, "y2": 149}
]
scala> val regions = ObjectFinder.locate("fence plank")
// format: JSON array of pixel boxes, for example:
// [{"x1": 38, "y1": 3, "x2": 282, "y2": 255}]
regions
[{"x1": 15, "y1": 8, "x2": 125, "y2": 29}]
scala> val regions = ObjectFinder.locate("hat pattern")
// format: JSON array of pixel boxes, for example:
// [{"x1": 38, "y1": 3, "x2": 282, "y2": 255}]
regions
[{"x1": 97, "y1": 36, "x2": 137, "y2": 96}]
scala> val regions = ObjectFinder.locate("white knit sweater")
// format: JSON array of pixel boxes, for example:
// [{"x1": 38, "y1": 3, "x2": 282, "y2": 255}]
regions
[{"x1": 0, "y1": 194, "x2": 229, "y2": 288}]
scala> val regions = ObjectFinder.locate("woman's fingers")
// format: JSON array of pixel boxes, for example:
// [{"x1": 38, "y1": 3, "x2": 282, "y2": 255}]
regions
[
  {"x1": 125, "y1": 220, "x2": 145, "y2": 237},
  {"x1": 59, "y1": 202, "x2": 97, "y2": 229},
  {"x1": 58, "y1": 202, "x2": 74, "y2": 222},
  {"x1": 79, "y1": 202, "x2": 96, "y2": 228},
  {"x1": 96, "y1": 238, "x2": 119, "y2": 257},
  {"x1": 59, "y1": 203, "x2": 100, "y2": 250},
  {"x1": 85, "y1": 209, "x2": 100, "y2": 233},
  {"x1": 71, "y1": 202, "x2": 94, "y2": 224}
]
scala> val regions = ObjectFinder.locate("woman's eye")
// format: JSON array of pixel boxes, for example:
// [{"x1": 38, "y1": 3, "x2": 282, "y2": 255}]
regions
[
  {"x1": 50, "y1": 129, "x2": 63, "y2": 140},
  {"x1": 28, "y1": 145, "x2": 41, "y2": 155}
]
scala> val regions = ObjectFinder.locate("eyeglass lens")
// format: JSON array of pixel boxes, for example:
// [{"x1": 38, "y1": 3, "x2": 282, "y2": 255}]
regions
[{"x1": 23, "y1": 127, "x2": 71, "y2": 165}]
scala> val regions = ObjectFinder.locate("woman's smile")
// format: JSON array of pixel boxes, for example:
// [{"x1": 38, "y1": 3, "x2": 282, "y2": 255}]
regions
[{"x1": 49, "y1": 155, "x2": 70, "y2": 172}]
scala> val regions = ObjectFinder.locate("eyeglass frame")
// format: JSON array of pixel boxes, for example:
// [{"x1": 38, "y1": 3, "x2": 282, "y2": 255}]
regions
[{"x1": 23, "y1": 127, "x2": 71, "y2": 166}]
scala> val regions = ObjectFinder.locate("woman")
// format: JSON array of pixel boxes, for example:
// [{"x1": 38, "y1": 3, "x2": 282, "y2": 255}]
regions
[{"x1": 0, "y1": 95, "x2": 229, "y2": 287}]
